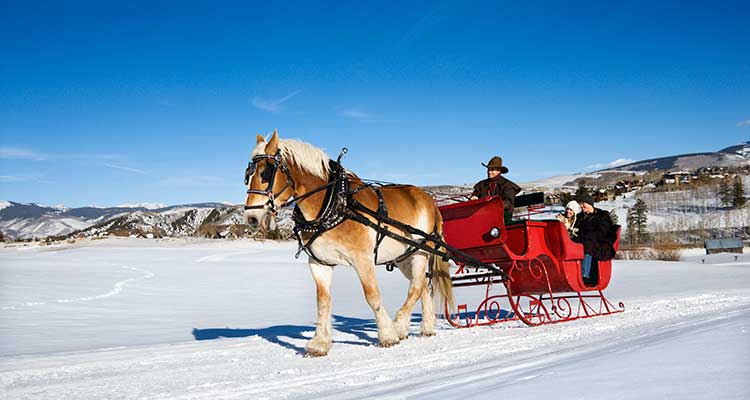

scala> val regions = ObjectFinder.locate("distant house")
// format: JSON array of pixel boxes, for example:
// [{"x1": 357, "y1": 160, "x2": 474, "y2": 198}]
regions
[
  {"x1": 704, "y1": 239, "x2": 744, "y2": 255},
  {"x1": 661, "y1": 171, "x2": 693, "y2": 186}
]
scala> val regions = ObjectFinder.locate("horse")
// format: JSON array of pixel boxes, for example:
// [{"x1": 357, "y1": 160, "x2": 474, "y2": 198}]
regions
[{"x1": 243, "y1": 130, "x2": 454, "y2": 357}]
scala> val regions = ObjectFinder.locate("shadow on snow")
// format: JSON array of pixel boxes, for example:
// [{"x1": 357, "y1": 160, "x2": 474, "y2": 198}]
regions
[{"x1": 192, "y1": 314, "x2": 424, "y2": 355}]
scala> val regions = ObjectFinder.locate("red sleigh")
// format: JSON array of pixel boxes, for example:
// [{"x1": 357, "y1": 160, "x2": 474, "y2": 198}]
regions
[{"x1": 439, "y1": 196, "x2": 624, "y2": 327}]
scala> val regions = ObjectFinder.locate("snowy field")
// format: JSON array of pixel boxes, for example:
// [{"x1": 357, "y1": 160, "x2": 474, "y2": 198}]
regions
[{"x1": 1, "y1": 238, "x2": 749, "y2": 399}]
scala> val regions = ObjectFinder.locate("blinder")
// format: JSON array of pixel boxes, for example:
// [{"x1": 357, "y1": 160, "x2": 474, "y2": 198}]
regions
[
  {"x1": 244, "y1": 161, "x2": 256, "y2": 185},
  {"x1": 243, "y1": 151, "x2": 295, "y2": 213}
]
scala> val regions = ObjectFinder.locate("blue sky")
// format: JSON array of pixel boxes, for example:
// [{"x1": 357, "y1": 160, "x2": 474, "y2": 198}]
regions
[{"x1": 1, "y1": 1, "x2": 749, "y2": 207}]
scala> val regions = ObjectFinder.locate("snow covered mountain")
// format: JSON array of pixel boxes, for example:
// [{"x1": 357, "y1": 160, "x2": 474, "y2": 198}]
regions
[
  {"x1": 520, "y1": 140, "x2": 749, "y2": 192},
  {"x1": 116, "y1": 202, "x2": 167, "y2": 210},
  {"x1": 602, "y1": 140, "x2": 750, "y2": 172},
  {"x1": 0, "y1": 201, "x2": 243, "y2": 240}
]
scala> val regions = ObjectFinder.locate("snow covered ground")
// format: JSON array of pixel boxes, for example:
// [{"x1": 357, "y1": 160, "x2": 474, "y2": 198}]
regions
[{"x1": 1, "y1": 238, "x2": 748, "y2": 399}]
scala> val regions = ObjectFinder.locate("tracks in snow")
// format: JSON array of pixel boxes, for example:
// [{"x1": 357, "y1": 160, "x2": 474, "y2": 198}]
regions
[
  {"x1": 174, "y1": 295, "x2": 750, "y2": 400},
  {"x1": 1, "y1": 292, "x2": 748, "y2": 400},
  {"x1": 1, "y1": 266, "x2": 154, "y2": 311}
]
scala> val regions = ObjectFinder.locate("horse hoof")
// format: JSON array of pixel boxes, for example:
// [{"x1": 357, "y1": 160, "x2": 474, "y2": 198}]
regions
[
  {"x1": 421, "y1": 331, "x2": 436, "y2": 337},
  {"x1": 304, "y1": 349, "x2": 328, "y2": 358},
  {"x1": 304, "y1": 340, "x2": 331, "y2": 357},
  {"x1": 379, "y1": 338, "x2": 400, "y2": 348}
]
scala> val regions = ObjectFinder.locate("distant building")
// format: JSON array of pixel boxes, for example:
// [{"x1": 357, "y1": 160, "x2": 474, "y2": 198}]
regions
[{"x1": 704, "y1": 239, "x2": 744, "y2": 255}]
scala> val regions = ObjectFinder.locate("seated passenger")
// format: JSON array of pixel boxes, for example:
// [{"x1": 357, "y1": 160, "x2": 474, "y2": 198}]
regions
[
  {"x1": 470, "y1": 156, "x2": 521, "y2": 223},
  {"x1": 571, "y1": 194, "x2": 615, "y2": 286},
  {"x1": 556, "y1": 200, "x2": 581, "y2": 238}
]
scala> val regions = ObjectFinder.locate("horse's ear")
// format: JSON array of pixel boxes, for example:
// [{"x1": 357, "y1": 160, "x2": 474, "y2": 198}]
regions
[
  {"x1": 256, "y1": 134, "x2": 265, "y2": 144},
  {"x1": 265, "y1": 129, "x2": 279, "y2": 154}
]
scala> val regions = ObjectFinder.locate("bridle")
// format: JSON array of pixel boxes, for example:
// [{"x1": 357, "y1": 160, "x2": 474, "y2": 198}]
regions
[
  {"x1": 243, "y1": 148, "x2": 348, "y2": 215},
  {"x1": 244, "y1": 150, "x2": 295, "y2": 215}
]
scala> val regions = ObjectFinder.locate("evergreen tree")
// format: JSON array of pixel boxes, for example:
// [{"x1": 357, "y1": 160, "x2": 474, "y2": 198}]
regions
[
  {"x1": 625, "y1": 207, "x2": 636, "y2": 244},
  {"x1": 732, "y1": 176, "x2": 746, "y2": 208},
  {"x1": 609, "y1": 210, "x2": 619, "y2": 225},
  {"x1": 626, "y1": 198, "x2": 648, "y2": 244},
  {"x1": 719, "y1": 179, "x2": 733, "y2": 206}
]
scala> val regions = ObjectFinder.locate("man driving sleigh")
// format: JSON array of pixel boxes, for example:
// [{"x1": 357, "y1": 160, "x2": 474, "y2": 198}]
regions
[{"x1": 470, "y1": 156, "x2": 522, "y2": 223}]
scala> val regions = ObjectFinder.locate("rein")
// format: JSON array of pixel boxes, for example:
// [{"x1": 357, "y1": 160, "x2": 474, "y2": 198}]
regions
[{"x1": 243, "y1": 147, "x2": 507, "y2": 278}]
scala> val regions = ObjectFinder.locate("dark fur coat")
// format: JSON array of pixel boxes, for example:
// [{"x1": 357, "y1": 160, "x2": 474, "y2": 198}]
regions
[{"x1": 572, "y1": 208, "x2": 616, "y2": 261}]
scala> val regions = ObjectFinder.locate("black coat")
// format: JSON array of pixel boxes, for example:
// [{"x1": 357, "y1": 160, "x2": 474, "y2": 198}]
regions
[
  {"x1": 572, "y1": 208, "x2": 616, "y2": 261},
  {"x1": 472, "y1": 176, "x2": 522, "y2": 213}
]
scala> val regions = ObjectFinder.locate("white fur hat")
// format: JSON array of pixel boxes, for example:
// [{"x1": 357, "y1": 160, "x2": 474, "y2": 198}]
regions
[{"x1": 566, "y1": 200, "x2": 582, "y2": 214}]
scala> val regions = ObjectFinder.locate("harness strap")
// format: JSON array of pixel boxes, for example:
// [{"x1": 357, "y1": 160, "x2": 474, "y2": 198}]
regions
[
  {"x1": 293, "y1": 226, "x2": 336, "y2": 266},
  {"x1": 348, "y1": 198, "x2": 508, "y2": 279},
  {"x1": 372, "y1": 187, "x2": 388, "y2": 265},
  {"x1": 245, "y1": 148, "x2": 507, "y2": 279},
  {"x1": 291, "y1": 159, "x2": 350, "y2": 267}
]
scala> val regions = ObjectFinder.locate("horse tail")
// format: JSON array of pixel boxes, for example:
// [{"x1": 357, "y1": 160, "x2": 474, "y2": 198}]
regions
[{"x1": 430, "y1": 212, "x2": 455, "y2": 317}]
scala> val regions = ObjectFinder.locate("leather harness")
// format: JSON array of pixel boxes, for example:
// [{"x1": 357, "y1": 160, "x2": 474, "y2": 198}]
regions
[{"x1": 244, "y1": 149, "x2": 508, "y2": 278}]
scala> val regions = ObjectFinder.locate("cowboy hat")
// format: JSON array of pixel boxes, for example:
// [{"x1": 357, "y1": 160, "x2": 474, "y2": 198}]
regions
[{"x1": 481, "y1": 156, "x2": 509, "y2": 173}]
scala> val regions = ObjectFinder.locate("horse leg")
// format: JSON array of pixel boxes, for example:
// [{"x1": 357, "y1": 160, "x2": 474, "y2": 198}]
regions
[
  {"x1": 305, "y1": 262, "x2": 334, "y2": 357},
  {"x1": 419, "y1": 278, "x2": 436, "y2": 336},
  {"x1": 394, "y1": 253, "x2": 429, "y2": 340},
  {"x1": 353, "y1": 258, "x2": 399, "y2": 347}
]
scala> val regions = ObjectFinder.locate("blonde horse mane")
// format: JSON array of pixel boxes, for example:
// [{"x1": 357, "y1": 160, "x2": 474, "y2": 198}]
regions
[{"x1": 252, "y1": 138, "x2": 332, "y2": 180}]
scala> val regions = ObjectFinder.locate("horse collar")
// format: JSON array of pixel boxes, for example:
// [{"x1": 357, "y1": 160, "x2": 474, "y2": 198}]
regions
[{"x1": 293, "y1": 160, "x2": 349, "y2": 233}]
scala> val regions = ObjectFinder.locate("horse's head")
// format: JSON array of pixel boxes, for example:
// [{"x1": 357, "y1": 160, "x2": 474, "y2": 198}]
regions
[{"x1": 243, "y1": 129, "x2": 295, "y2": 230}]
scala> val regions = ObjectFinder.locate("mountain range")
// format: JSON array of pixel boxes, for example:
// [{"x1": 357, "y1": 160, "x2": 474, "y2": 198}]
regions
[
  {"x1": 0, "y1": 202, "x2": 242, "y2": 240},
  {"x1": 523, "y1": 140, "x2": 749, "y2": 192},
  {"x1": 601, "y1": 141, "x2": 750, "y2": 172},
  {"x1": 2, "y1": 140, "x2": 748, "y2": 241}
]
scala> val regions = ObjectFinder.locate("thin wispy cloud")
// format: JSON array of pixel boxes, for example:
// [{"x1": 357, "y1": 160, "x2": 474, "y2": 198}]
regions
[
  {"x1": 62, "y1": 153, "x2": 123, "y2": 162},
  {"x1": 0, "y1": 147, "x2": 45, "y2": 161},
  {"x1": 336, "y1": 107, "x2": 396, "y2": 123},
  {"x1": 339, "y1": 108, "x2": 373, "y2": 120},
  {"x1": 737, "y1": 119, "x2": 750, "y2": 127},
  {"x1": 252, "y1": 90, "x2": 302, "y2": 113},
  {"x1": 104, "y1": 163, "x2": 147, "y2": 175},
  {"x1": 0, "y1": 146, "x2": 122, "y2": 163},
  {"x1": 585, "y1": 158, "x2": 635, "y2": 170},
  {"x1": 0, "y1": 175, "x2": 23, "y2": 182},
  {"x1": 0, "y1": 174, "x2": 54, "y2": 184}
]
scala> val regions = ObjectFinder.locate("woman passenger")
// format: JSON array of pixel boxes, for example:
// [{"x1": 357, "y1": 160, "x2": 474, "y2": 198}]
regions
[{"x1": 556, "y1": 200, "x2": 581, "y2": 238}]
